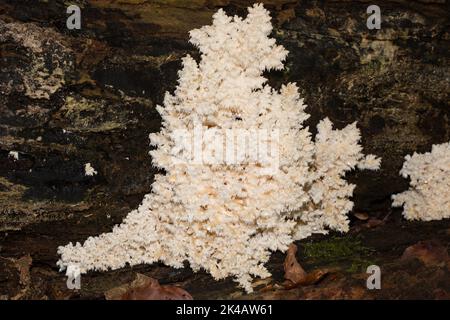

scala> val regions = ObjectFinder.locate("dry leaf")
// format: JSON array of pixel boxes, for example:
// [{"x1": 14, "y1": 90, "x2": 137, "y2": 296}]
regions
[
  {"x1": 401, "y1": 240, "x2": 449, "y2": 267},
  {"x1": 354, "y1": 212, "x2": 369, "y2": 220},
  {"x1": 352, "y1": 217, "x2": 386, "y2": 233},
  {"x1": 105, "y1": 273, "x2": 193, "y2": 300},
  {"x1": 284, "y1": 243, "x2": 306, "y2": 284},
  {"x1": 433, "y1": 289, "x2": 450, "y2": 300},
  {"x1": 298, "y1": 269, "x2": 329, "y2": 285},
  {"x1": 283, "y1": 243, "x2": 329, "y2": 288},
  {"x1": 366, "y1": 218, "x2": 384, "y2": 228}
]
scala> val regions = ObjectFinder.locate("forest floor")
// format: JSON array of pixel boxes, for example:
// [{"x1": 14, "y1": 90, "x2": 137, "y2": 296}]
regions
[{"x1": 1, "y1": 208, "x2": 449, "y2": 300}]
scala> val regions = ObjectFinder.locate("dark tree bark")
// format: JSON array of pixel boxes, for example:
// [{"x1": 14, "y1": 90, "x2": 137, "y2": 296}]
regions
[{"x1": 0, "y1": 0, "x2": 449, "y2": 299}]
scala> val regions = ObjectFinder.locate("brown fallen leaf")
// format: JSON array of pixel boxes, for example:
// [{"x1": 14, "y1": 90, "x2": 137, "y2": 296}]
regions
[
  {"x1": 365, "y1": 218, "x2": 384, "y2": 228},
  {"x1": 283, "y1": 243, "x2": 329, "y2": 288},
  {"x1": 400, "y1": 240, "x2": 449, "y2": 267},
  {"x1": 284, "y1": 243, "x2": 306, "y2": 284},
  {"x1": 354, "y1": 212, "x2": 369, "y2": 221},
  {"x1": 352, "y1": 217, "x2": 386, "y2": 233},
  {"x1": 433, "y1": 289, "x2": 450, "y2": 300},
  {"x1": 105, "y1": 273, "x2": 193, "y2": 300},
  {"x1": 283, "y1": 269, "x2": 330, "y2": 289}
]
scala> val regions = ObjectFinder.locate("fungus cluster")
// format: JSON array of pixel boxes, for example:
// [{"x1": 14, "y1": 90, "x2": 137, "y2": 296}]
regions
[
  {"x1": 392, "y1": 142, "x2": 450, "y2": 221},
  {"x1": 58, "y1": 4, "x2": 380, "y2": 292}
]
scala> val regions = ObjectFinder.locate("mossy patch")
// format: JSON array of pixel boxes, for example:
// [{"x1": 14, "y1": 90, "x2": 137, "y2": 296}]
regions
[
  {"x1": 58, "y1": 95, "x2": 127, "y2": 132},
  {"x1": 299, "y1": 235, "x2": 377, "y2": 273}
]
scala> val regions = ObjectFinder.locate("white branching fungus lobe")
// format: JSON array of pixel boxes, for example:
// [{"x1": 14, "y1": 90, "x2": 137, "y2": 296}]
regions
[
  {"x1": 392, "y1": 142, "x2": 450, "y2": 221},
  {"x1": 84, "y1": 163, "x2": 97, "y2": 176},
  {"x1": 8, "y1": 151, "x2": 19, "y2": 160},
  {"x1": 57, "y1": 4, "x2": 380, "y2": 292}
]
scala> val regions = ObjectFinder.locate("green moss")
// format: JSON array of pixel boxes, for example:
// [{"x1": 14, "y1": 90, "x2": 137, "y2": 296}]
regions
[
  {"x1": 60, "y1": 96, "x2": 126, "y2": 132},
  {"x1": 299, "y1": 235, "x2": 376, "y2": 273},
  {"x1": 362, "y1": 59, "x2": 382, "y2": 73}
]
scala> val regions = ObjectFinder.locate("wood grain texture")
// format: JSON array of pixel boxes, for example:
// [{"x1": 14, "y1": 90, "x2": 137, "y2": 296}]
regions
[{"x1": 0, "y1": 0, "x2": 449, "y2": 299}]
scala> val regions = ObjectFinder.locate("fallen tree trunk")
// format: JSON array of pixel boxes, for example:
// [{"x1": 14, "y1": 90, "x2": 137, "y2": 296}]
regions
[{"x1": 0, "y1": 0, "x2": 449, "y2": 299}]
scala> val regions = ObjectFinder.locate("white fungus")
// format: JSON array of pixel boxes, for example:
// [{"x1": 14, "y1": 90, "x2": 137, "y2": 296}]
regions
[
  {"x1": 392, "y1": 142, "x2": 450, "y2": 221},
  {"x1": 84, "y1": 163, "x2": 97, "y2": 176},
  {"x1": 8, "y1": 151, "x2": 19, "y2": 160},
  {"x1": 58, "y1": 4, "x2": 380, "y2": 292}
]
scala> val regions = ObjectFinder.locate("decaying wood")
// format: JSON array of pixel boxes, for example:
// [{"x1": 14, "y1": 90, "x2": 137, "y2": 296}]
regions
[{"x1": 0, "y1": 0, "x2": 449, "y2": 299}]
